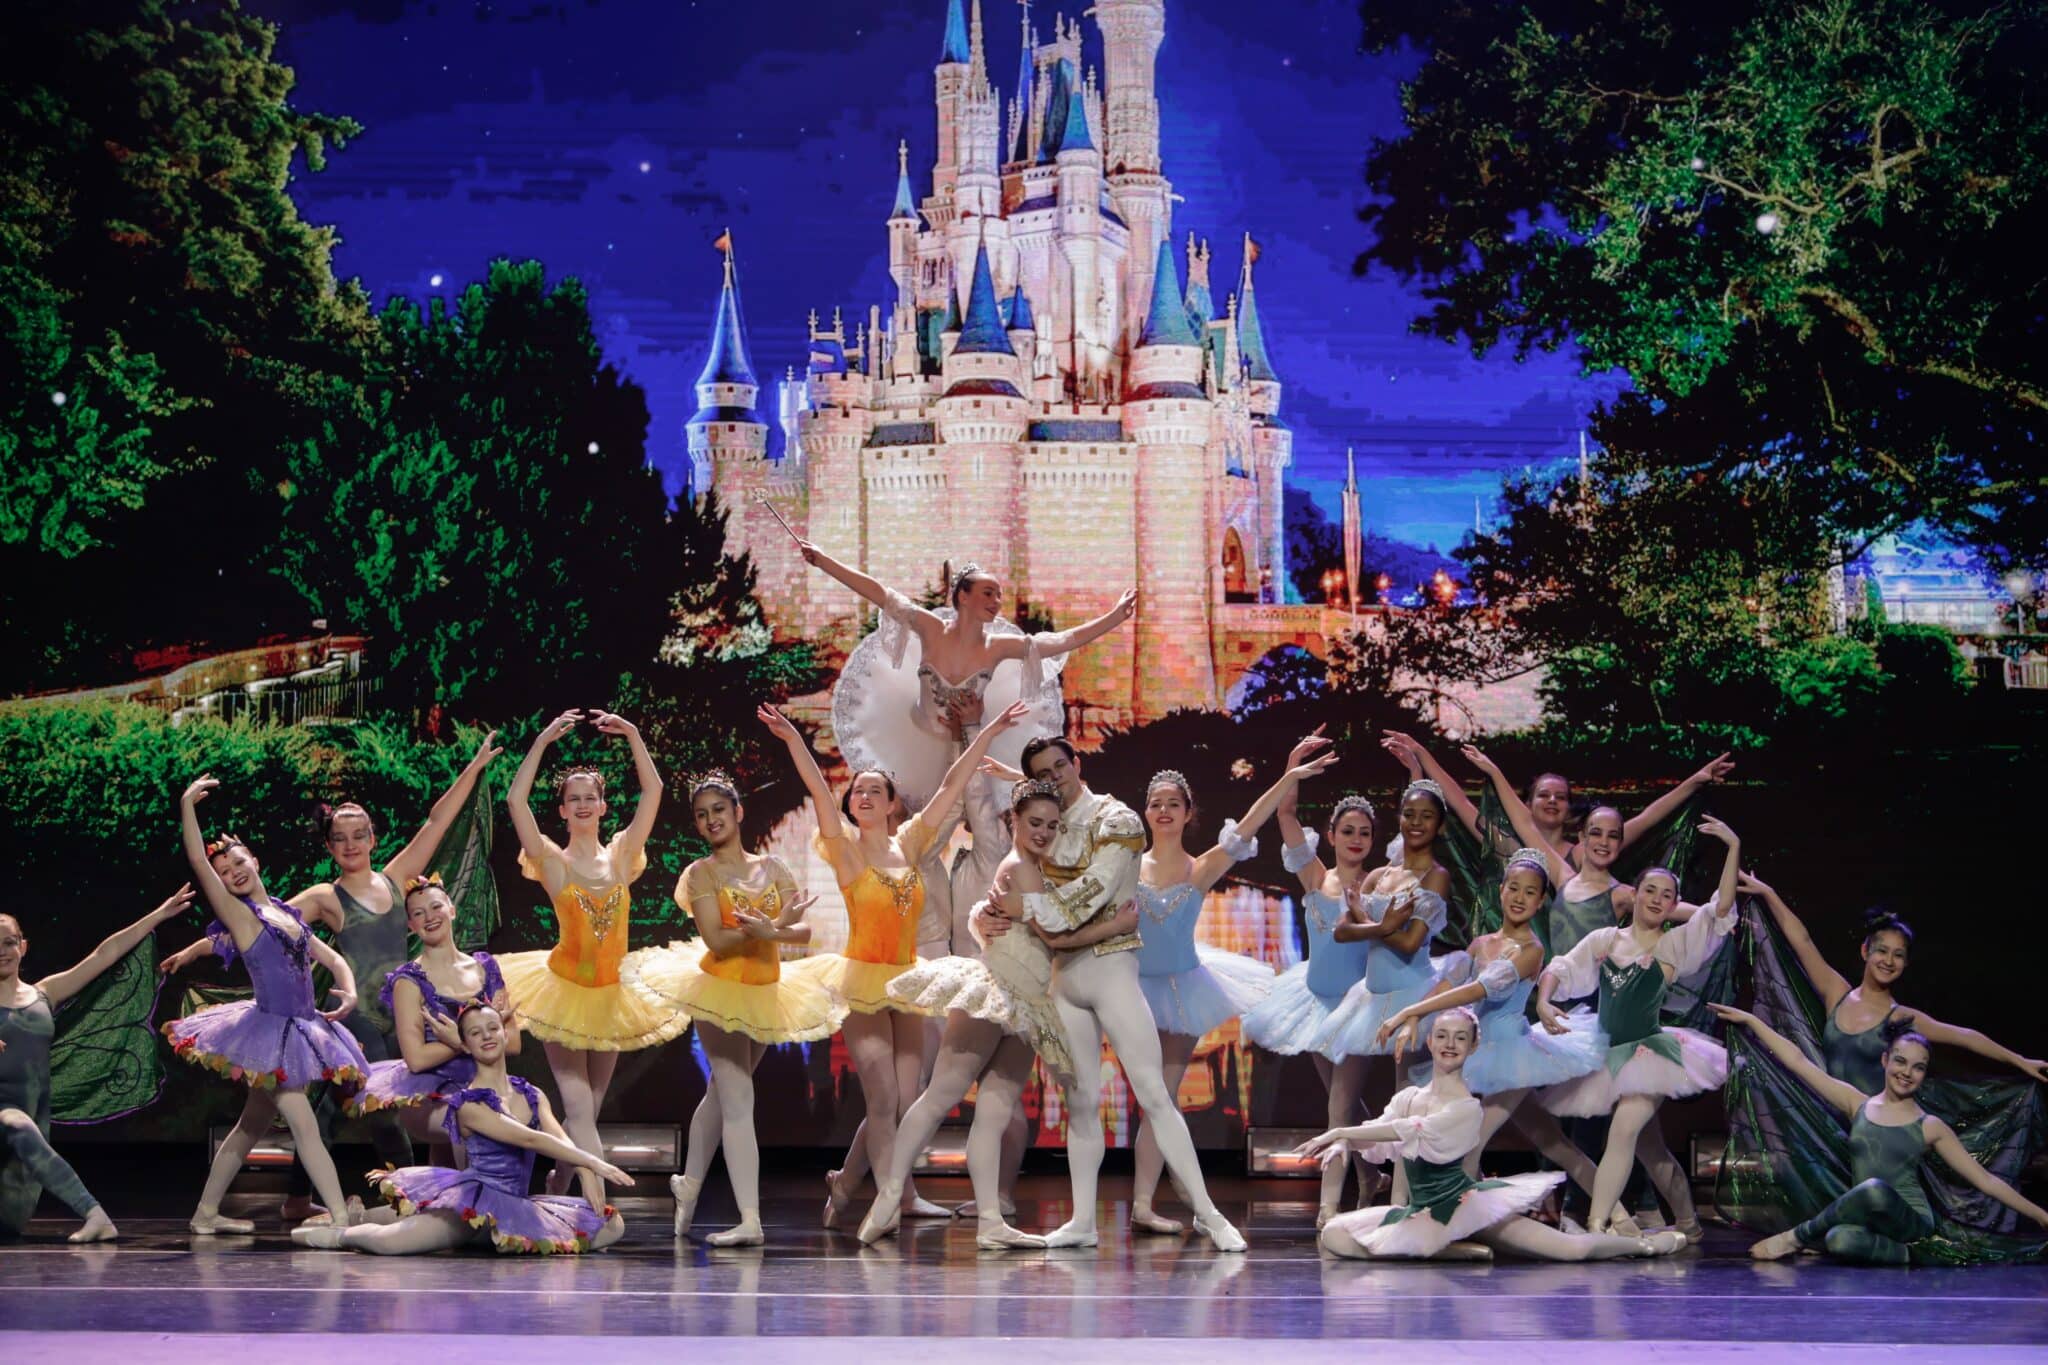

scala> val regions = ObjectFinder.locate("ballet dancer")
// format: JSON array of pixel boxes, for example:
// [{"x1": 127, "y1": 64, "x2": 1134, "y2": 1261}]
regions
[
  {"x1": 977, "y1": 735, "x2": 1248, "y2": 1252},
  {"x1": 1300, "y1": 1007, "x2": 1686, "y2": 1261},
  {"x1": 1534, "y1": 817, "x2": 1743, "y2": 1237},
  {"x1": 161, "y1": 729, "x2": 502, "y2": 1219},
  {"x1": 305, "y1": 1003, "x2": 632, "y2": 1254},
  {"x1": 857, "y1": 778, "x2": 1091, "y2": 1249},
  {"x1": 166, "y1": 777, "x2": 369, "y2": 1235},
  {"x1": 1717, "y1": 1006, "x2": 2048, "y2": 1264},
  {"x1": 0, "y1": 885, "x2": 195, "y2": 1242},
  {"x1": 1740, "y1": 875, "x2": 2048, "y2": 1088},
  {"x1": 1239, "y1": 752, "x2": 1382, "y2": 1229},
  {"x1": 498, "y1": 708, "x2": 688, "y2": 1190},
  {"x1": 1127, "y1": 748, "x2": 1336, "y2": 1235},
  {"x1": 346, "y1": 874, "x2": 517, "y2": 1123},
  {"x1": 1376, "y1": 848, "x2": 1603, "y2": 1199},
  {"x1": 762, "y1": 699, "x2": 1029, "y2": 1227},
  {"x1": 624, "y1": 771, "x2": 844, "y2": 1246},
  {"x1": 1464, "y1": 749, "x2": 1645, "y2": 952}
]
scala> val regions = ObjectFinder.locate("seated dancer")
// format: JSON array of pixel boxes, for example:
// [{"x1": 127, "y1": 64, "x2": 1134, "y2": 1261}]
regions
[
  {"x1": 976, "y1": 736, "x2": 1248, "y2": 1251},
  {"x1": 1315, "y1": 778, "x2": 1458, "y2": 1095},
  {"x1": 497, "y1": 709, "x2": 688, "y2": 1190},
  {"x1": 346, "y1": 874, "x2": 517, "y2": 1127},
  {"x1": 1, "y1": 885, "x2": 196, "y2": 1243},
  {"x1": 1301, "y1": 1007, "x2": 1686, "y2": 1262},
  {"x1": 762, "y1": 699, "x2": 1029, "y2": 1227},
  {"x1": 1128, "y1": 748, "x2": 1336, "y2": 1236},
  {"x1": 1742, "y1": 874, "x2": 2048, "y2": 1088},
  {"x1": 1715, "y1": 1006, "x2": 2048, "y2": 1264},
  {"x1": 798, "y1": 541, "x2": 1132, "y2": 912},
  {"x1": 302, "y1": 1003, "x2": 631, "y2": 1254},
  {"x1": 1534, "y1": 818, "x2": 1743, "y2": 1237},
  {"x1": 624, "y1": 771, "x2": 844, "y2": 1247},
  {"x1": 162, "y1": 729, "x2": 502, "y2": 1220},
  {"x1": 165, "y1": 777, "x2": 369, "y2": 1235},
  {"x1": 857, "y1": 779, "x2": 1088, "y2": 1249},
  {"x1": 1376, "y1": 848, "x2": 1604, "y2": 1198},
  {"x1": 1240, "y1": 754, "x2": 1383, "y2": 1229}
]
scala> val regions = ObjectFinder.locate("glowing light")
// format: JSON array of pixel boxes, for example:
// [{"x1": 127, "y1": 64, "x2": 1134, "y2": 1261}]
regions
[
  {"x1": 1755, "y1": 212, "x2": 1780, "y2": 234},
  {"x1": 1689, "y1": 156, "x2": 1705, "y2": 171},
  {"x1": 50, "y1": 390, "x2": 68, "y2": 407},
  {"x1": 429, "y1": 273, "x2": 444, "y2": 287},
  {"x1": 638, "y1": 160, "x2": 651, "y2": 173},
  {"x1": 587, "y1": 441, "x2": 600, "y2": 454}
]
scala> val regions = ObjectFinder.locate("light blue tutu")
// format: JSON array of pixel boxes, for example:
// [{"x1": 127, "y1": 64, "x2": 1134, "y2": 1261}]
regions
[
  {"x1": 1463, "y1": 976, "x2": 1603, "y2": 1094},
  {"x1": 1239, "y1": 962, "x2": 1344, "y2": 1056},
  {"x1": 1312, "y1": 888, "x2": 1452, "y2": 1061},
  {"x1": 1134, "y1": 882, "x2": 1274, "y2": 1038}
]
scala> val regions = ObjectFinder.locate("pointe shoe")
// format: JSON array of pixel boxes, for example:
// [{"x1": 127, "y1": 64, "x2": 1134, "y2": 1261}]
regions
[
  {"x1": 1637, "y1": 1229, "x2": 1689, "y2": 1257},
  {"x1": 1437, "y1": 1240, "x2": 1494, "y2": 1261},
  {"x1": 1130, "y1": 1207, "x2": 1185, "y2": 1236},
  {"x1": 1749, "y1": 1229, "x2": 1802, "y2": 1261},
  {"x1": 706, "y1": 1217, "x2": 766, "y2": 1248},
  {"x1": 901, "y1": 1192, "x2": 955, "y2": 1218},
  {"x1": 671, "y1": 1174, "x2": 703, "y2": 1238},
  {"x1": 976, "y1": 1220, "x2": 1048, "y2": 1250},
  {"x1": 1042, "y1": 1219, "x2": 1099, "y2": 1248},
  {"x1": 953, "y1": 1197, "x2": 1019, "y2": 1219},
  {"x1": 1676, "y1": 1218, "x2": 1706, "y2": 1246},
  {"x1": 856, "y1": 1198, "x2": 903, "y2": 1246},
  {"x1": 1316, "y1": 1204, "x2": 1336, "y2": 1232},
  {"x1": 290, "y1": 1224, "x2": 349, "y2": 1250},
  {"x1": 296, "y1": 1195, "x2": 366, "y2": 1230},
  {"x1": 189, "y1": 1210, "x2": 257, "y2": 1236},
  {"x1": 1192, "y1": 1210, "x2": 1247, "y2": 1253},
  {"x1": 823, "y1": 1171, "x2": 855, "y2": 1229},
  {"x1": 69, "y1": 1209, "x2": 119, "y2": 1243},
  {"x1": 1609, "y1": 1213, "x2": 1643, "y2": 1238}
]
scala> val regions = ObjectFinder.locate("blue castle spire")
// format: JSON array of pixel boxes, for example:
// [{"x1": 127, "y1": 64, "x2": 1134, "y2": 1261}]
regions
[
  {"x1": 1012, "y1": 1, "x2": 1036, "y2": 163},
  {"x1": 954, "y1": 236, "x2": 1014, "y2": 356},
  {"x1": 1237, "y1": 237, "x2": 1277, "y2": 382},
  {"x1": 890, "y1": 139, "x2": 917, "y2": 220},
  {"x1": 1140, "y1": 238, "x2": 1198, "y2": 347},
  {"x1": 941, "y1": 0, "x2": 970, "y2": 64},
  {"x1": 1007, "y1": 280, "x2": 1035, "y2": 332},
  {"x1": 695, "y1": 236, "x2": 756, "y2": 392},
  {"x1": 1047, "y1": 60, "x2": 1092, "y2": 156}
]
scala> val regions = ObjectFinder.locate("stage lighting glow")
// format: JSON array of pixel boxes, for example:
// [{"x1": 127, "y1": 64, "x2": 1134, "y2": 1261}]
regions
[
  {"x1": 429, "y1": 273, "x2": 444, "y2": 286},
  {"x1": 1756, "y1": 212, "x2": 1780, "y2": 234}
]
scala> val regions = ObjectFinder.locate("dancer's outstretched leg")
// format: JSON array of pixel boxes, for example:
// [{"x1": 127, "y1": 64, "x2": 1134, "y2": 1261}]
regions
[
  {"x1": 1047, "y1": 975, "x2": 1107, "y2": 1249},
  {"x1": 856, "y1": 1015, "x2": 1000, "y2": 1243},
  {"x1": 1130, "y1": 1029, "x2": 1198, "y2": 1235},
  {"x1": 967, "y1": 1037, "x2": 1045, "y2": 1249}
]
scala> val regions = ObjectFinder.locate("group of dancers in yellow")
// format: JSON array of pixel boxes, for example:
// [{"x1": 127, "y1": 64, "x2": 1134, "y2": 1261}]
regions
[{"x1": 4, "y1": 549, "x2": 2045, "y2": 1265}]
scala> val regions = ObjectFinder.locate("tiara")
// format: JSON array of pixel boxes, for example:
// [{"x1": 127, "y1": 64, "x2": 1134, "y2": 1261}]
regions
[
  {"x1": 1330, "y1": 794, "x2": 1375, "y2": 822},
  {"x1": 1148, "y1": 769, "x2": 1192, "y2": 797},
  {"x1": 689, "y1": 769, "x2": 741, "y2": 801},
  {"x1": 403, "y1": 873, "x2": 446, "y2": 896},
  {"x1": 1504, "y1": 847, "x2": 1550, "y2": 873},
  {"x1": 951, "y1": 561, "x2": 985, "y2": 591},
  {"x1": 1011, "y1": 778, "x2": 1063, "y2": 805},
  {"x1": 1403, "y1": 778, "x2": 1446, "y2": 801}
]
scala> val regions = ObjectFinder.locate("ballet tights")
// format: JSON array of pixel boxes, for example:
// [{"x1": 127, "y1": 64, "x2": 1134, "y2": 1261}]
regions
[
  {"x1": 1052, "y1": 949, "x2": 1222, "y2": 1239},
  {"x1": 1587, "y1": 1095, "x2": 1696, "y2": 1231},
  {"x1": 0, "y1": 1108, "x2": 98, "y2": 1218},
  {"x1": 196, "y1": 1089, "x2": 347, "y2": 1221},
  {"x1": 341, "y1": 1206, "x2": 625, "y2": 1254},
  {"x1": 1321, "y1": 1213, "x2": 1655, "y2": 1262},
  {"x1": 542, "y1": 1042, "x2": 618, "y2": 1193},
  {"x1": 689, "y1": 1023, "x2": 768, "y2": 1244},
  {"x1": 868, "y1": 1014, "x2": 1029, "y2": 1223},
  {"x1": 1131, "y1": 1029, "x2": 1199, "y2": 1226},
  {"x1": 1793, "y1": 1178, "x2": 1934, "y2": 1266},
  {"x1": 1469, "y1": 1089, "x2": 1599, "y2": 1198},
  {"x1": 1311, "y1": 1055, "x2": 1370, "y2": 1217}
]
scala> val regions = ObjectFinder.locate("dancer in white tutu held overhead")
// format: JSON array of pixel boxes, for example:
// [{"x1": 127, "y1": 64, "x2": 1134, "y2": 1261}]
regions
[
  {"x1": 795, "y1": 540, "x2": 1136, "y2": 909},
  {"x1": 1125, "y1": 744, "x2": 1337, "y2": 1236},
  {"x1": 1300, "y1": 1007, "x2": 1687, "y2": 1262},
  {"x1": 1535, "y1": 817, "x2": 1744, "y2": 1240}
]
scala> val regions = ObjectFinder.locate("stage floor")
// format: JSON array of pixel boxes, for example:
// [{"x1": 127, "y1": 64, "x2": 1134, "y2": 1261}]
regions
[{"x1": 4, "y1": 1172, "x2": 2045, "y2": 1362}]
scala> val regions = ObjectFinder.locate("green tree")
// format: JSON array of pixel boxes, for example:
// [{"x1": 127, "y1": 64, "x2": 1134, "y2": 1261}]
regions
[{"x1": 1359, "y1": 0, "x2": 2048, "y2": 573}]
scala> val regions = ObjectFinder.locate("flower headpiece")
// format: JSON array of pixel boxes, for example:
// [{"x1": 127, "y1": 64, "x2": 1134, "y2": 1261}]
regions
[
  {"x1": 403, "y1": 872, "x2": 445, "y2": 897},
  {"x1": 689, "y1": 769, "x2": 741, "y2": 803},
  {"x1": 203, "y1": 834, "x2": 247, "y2": 860}
]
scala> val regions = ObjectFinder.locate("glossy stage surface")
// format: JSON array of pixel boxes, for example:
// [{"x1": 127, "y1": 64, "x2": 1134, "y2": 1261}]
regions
[{"x1": 4, "y1": 1170, "x2": 2045, "y2": 1362}]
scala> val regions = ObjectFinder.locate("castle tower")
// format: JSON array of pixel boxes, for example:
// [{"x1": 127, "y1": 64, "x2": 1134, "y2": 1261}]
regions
[
  {"x1": 1047, "y1": 60, "x2": 1105, "y2": 394},
  {"x1": 1093, "y1": 0, "x2": 1171, "y2": 345},
  {"x1": 1126, "y1": 236, "x2": 1217, "y2": 720},
  {"x1": 691, "y1": 236, "x2": 792, "y2": 616},
  {"x1": 932, "y1": 0, "x2": 970, "y2": 209},
  {"x1": 1237, "y1": 236, "x2": 1291, "y2": 603},
  {"x1": 934, "y1": 236, "x2": 1027, "y2": 588}
]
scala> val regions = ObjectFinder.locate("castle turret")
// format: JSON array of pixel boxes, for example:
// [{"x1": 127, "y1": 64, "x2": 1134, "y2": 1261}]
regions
[
  {"x1": 932, "y1": 0, "x2": 970, "y2": 210},
  {"x1": 1047, "y1": 60, "x2": 1105, "y2": 392},
  {"x1": 1126, "y1": 237, "x2": 1217, "y2": 720},
  {"x1": 1094, "y1": 0, "x2": 1171, "y2": 345},
  {"x1": 1236, "y1": 235, "x2": 1291, "y2": 604},
  {"x1": 936, "y1": 236, "x2": 1027, "y2": 585}
]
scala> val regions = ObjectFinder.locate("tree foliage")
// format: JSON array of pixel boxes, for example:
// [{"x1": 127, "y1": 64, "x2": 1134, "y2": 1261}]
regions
[{"x1": 1360, "y1": 0, "x2": 2048, "y2": 572}]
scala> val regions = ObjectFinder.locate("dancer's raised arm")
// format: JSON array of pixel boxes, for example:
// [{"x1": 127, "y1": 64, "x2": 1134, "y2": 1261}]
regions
[
  {"x1": 1925, "y1": 1119, "x2": 2048, "y2": 1229},
  {"x1": 507, "y1": 710, "x2": 582, "y2": 861},
  {"x1": 1381, "y1": 731, "x2": 1481, "y2": 839},
  {"x1": 591, "y1": 710, "x2": 663, "y2": 858},
  {"x1": 1709, "y1": 1004, "x2": 1864, "y2": 1120},
  {"x1": 1621, "y1": 753, "x2": 1735, "y2": 852},
  {"x1": 916, "y1": 701, "x2": 1029, "y2": 828},
  {"x1": 36, "y1": 885, "x2": 196, "y2": 1007},
  {"x1": 1276, "y1": 730, "x2": 1333, "y2": 894},
  {"x1": 994, "y1": 589, "x2": 1138, "y2": 662},
  {"x1": 1462, "y1": 746, "x2": 1570, "y2": 883},
  {"x1": 179, "y1": 777, "x2": 263, "y2": 951},
  {"x1": 1737, "y1": 871, "x2": 1852, "y2": 1009},
  {"x1": 380, "y1": 730, "x2": 503, "y2": 888},
  {"x1": 1899, "y1": 1011, "x2": 2048, "y2": 1084},
  {"x1": 1190, "y1": 743, "x2": 1338, "y2": 892},
  {"x1": 796, "y1": 541, "x2": 913, "y2": 618}
]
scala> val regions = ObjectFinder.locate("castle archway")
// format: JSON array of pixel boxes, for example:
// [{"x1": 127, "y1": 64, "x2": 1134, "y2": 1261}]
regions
[{"x1": 1222, "y1": 527, "x2": 1251, "y2": 602}]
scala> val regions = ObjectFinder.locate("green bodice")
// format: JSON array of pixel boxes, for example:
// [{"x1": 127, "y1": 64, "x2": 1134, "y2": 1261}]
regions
[{"x1": 1597, "y1": 956, "x2": 1680, "y2": 1072}]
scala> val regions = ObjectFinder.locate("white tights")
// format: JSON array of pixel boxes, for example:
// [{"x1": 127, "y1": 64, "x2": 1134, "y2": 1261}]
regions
[
  {"x1": 680, "y1": 1024, "x2": 769, "y2": 1229},
  {"x1": 340, "y1": 1206, "x2": 625, "y2": 1254},
  {"x1": 1052, "y1": 949, "x2": 1219, "y2": 1234},
  {"x1": 541, "y1": 1043, "x2": 618, "y2": 1193},
  {"x1": 1320, "y1": 1212, "x2": 1646, "y2": 1261},
  {"x1": 1589, "y1": 1095, "x2": 1695, "y2": 1230},
  {"x1": 875, "y1": 1013, "x2": 1035, "y2": 1218},
  {"x1": 1468, "y1": 1088, "x2": 1599, "y2": 1199},
  {"x1": 196, "y1": 1088, "x2": 347, "y2": 1219}
]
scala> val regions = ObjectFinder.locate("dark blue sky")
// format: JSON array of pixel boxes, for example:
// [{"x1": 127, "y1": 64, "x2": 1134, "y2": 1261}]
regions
[{"x1": 255, "y1": 0, "x2": 1621, "y2": 552}]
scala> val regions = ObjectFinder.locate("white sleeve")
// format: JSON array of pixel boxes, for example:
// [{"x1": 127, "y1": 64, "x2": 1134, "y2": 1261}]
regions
[
  {"x1": 1409, "y1": 889, "x2": 1449, "y2": 940},
  {"x1": 1281, "y1": 831, "x2": 1320, "y2": 875},
  {"x1": 1215, "y1": 818, "x2": 1258, "y2": 864},
  {"x1": 1356, "y1": 1091, "x2": 1484, "y2": 1166},
  {"x1": 1018, "y1": 891, "x2": 1066, "y2": 935},
  {"x1": 876, "y1": 587, "x2": 921, "y2": 669},
  {"x1": 1474, "y1": 955, "x2": 1522, "y2": 1004},
  {"x1": 1656, "y1": 902, "x2": 1737, "y2": 978},
  {"x1": 1540, "y1": 926, "x2": 1618, "y2": 1003}
]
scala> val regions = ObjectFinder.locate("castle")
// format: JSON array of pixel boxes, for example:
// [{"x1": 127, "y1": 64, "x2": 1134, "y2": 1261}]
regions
[{"x1": 691, "y1": 0, "x2": 1323, "y2": 726}]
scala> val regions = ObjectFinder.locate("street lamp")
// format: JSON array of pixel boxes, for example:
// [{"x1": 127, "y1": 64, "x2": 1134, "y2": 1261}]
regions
[{"x1": 1321, "y1": 569, "x2": 1346, "y2": 605}]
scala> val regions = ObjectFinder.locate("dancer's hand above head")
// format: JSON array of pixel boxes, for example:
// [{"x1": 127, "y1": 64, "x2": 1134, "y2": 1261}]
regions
[
  {"x1": 181, "y1": 774, "x2": 219, "y2": 807},
  {"x1": 151, "y1": 884, "x2": 199, "y2": 924},
  {"x1": 1458, "y1": 745, "x2": 1502, "y2": 779},
  {"x1": 538, "y1": 710, "x2": 584, "y2": 745},
  {"x1": 1734, "y1": 870, "x2": 1772, "y2": 898},
  {"x1": 1692, "y1": 752, "x2": 1736, "y2": 786},
  {"x1": 1697, "y1": 816, "x2": 1739, "y2": 847},
  {"x1": 467, "y1": 729, "x2": 505, "y2": 769},
  {"x1": 1111, "y1": 588, "x2": 1138, "y2": 622},
  {"x1": 756, "y1": 704, "x2": 800, "y2": 743},
  {"x1": 986, "y1": 700, "x2": 1031, "y2": 734},
  {"x1": 979, "y1": 757, "x2": 1026, "y2": 784},
  {"x1": 796, "y1": 540, "x2": 823, "y2": 565},
  {"x1": 588, "y1": 710, "x2": 638, "y2": 739},
  {"x1": 1286, "y1": 725, "x2": 1331, "y2": 769}
]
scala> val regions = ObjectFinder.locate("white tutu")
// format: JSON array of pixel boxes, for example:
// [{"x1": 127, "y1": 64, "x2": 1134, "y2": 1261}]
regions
[
  {"x1": 1324, "y1": 1171, "x2": 1565, "y2": 1257},
  {"x1": 832, "y1": 604, "x2": 1066, "y2": 807},
  {"x1": 886, "y1": 955, "x2": 1075, "y2": 1082},
  {"x1": 1540, "y1": 1027, "x2": 1728, "y2": 1118},
  {"x1": 1313, "y1": 975, "x2": 1438, "y2": 1062},
  {"x1": 1138, "y1": 946, "x2": 1275, "y2": 1039},
  {"x1": 1238, "y1": 963, "x2": 1348, "y2": 1057}
]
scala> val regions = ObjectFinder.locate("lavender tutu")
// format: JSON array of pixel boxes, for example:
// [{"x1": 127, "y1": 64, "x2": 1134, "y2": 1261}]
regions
[
  {"x1": 164, "y1": 901, "x2": 368, "y2": 1090},
  {"x1": 372, "y1": 1076, "x2": 613, "y2": 1254},
  {"x1": 349, "y1": 954, "x2": 504, "y2": 1115}
]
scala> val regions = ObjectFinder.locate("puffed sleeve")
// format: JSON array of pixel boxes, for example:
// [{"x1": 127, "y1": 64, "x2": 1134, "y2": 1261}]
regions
[
  {"x1": 1474, "y1": 954, "x2": 1522, "y2": 1004},
  {"x1": 1018, "y1": 890, "x2": 1067, "y2": 935},
  {"x1": 1655, "y1": 901, "x2": 1737, "y2": 978},
  {"x1": 1041, "y1": 803, "x2": 1144, "y2": 930},
  {"x1": 1281, "y1": 830, "x2": 1321, "y2": 875},
  {"x1": 875, "y1": 587, "x2": 922, "y2": 670},
  {"x1": 516, "y1": 834, "x2": 568, "y2": 885},
  {"x1": 676, "y1": 860, "x2": 718, "y2": 917},
  {"x1": 1355, "y1": 1089, "x2": 1485, "y2": 1166},
  {"x1": 1215, "y1": 818, "x2": 1258, "y2": 864},
  {"x1": 893, "y1": 810, "x2": 938, "y2": 867},
  {"x1": 1540, "y1": 926, "x2": 1619, "y2": 1003},
  {"x1": 1408, "y1": 889, "x2": 1449, "y2": 940},
  {"x1": 604, "y1": 828, "x2": 650, "y2": 885}
]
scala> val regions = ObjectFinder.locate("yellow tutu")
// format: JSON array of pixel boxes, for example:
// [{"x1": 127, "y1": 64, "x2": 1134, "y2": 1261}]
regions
[
  {"x1": 497, "y1": 948, "x2": 689, "y2": 1052},
  {"x1": 785, "y1": 954, "x2": 940, "y2": 1016},
  {"x1": 624, "y1": 942, "x2": 844, "y2": 1044}
]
